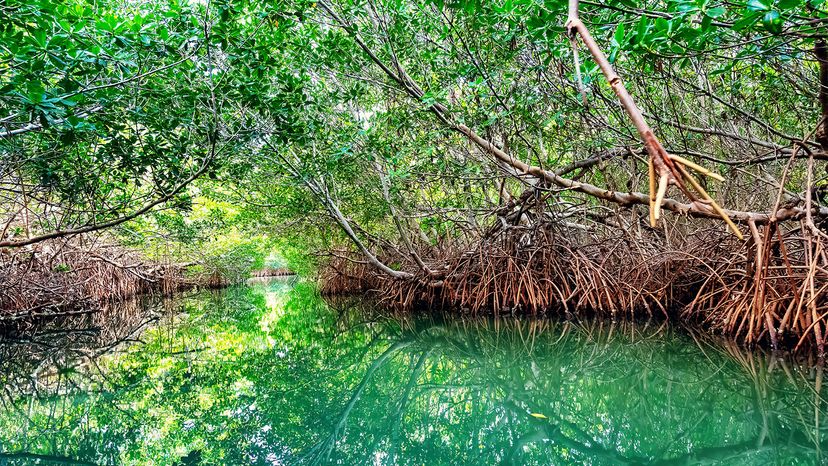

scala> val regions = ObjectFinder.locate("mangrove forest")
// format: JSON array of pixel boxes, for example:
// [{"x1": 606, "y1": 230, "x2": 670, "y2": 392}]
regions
[{"x1": 2, "y1": 0, "x2": 828, "y2": 463}]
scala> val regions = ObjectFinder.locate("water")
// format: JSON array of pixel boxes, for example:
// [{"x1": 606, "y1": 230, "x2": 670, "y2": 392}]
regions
[{"x1": 0, "y1": 278, "x2": 825, "y2": 465}]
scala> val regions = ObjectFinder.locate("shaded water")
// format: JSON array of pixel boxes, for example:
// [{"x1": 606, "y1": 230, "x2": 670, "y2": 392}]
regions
[{"x1": 0, "y1": 278, "x2": 825, "y2": 465}]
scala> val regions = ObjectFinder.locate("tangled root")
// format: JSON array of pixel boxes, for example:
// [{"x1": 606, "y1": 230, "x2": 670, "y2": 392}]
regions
[{"x1": 318, "y1": 221, "x2": 828, "y2": 355}]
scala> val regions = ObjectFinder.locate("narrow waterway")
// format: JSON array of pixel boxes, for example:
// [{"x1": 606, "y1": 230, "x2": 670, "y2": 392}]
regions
[{"x1": 0, "y1": 277, "x2": 824, "y2": 465}]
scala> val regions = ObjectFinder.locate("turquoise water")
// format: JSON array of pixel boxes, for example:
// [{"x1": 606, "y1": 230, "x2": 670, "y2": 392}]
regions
[{"x1": 0, "y1": 278, "x2": 824, "y2": 465}]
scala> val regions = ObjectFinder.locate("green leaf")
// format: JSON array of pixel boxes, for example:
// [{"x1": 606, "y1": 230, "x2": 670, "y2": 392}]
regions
[
  {"x1": 613, "y1": 22, "x2": 626, "y2": 47},
  {"x1": 676, "y1": 3, "x2": 699, "y2": 13},
  {"x1": 608, "y1": 46, "x2": 619, "y2": 63},
  {"x1": 635, "y1": 16, "x2": 648, "y2": 41},
  {"x1": 705, "y1": 7, "x2": 727, "y2": 18},
  {"x1": 732, "y1": 11, "x2": 762, "y2": 30}
]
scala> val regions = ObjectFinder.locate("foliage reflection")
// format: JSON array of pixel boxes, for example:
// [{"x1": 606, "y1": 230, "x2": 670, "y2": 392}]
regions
[{"x1": 0, "y1": 279, "x2": 824, "y2": 465}]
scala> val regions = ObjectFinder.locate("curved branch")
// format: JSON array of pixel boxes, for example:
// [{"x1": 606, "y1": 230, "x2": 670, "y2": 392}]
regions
[{"x1": 0, "y1": 159, "x2": 212, "y2": 248}]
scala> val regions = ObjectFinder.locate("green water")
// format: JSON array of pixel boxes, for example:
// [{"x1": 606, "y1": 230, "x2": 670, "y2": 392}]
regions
[{"x1": 0, "y1": 278, "x2": 825, "y2": 465}]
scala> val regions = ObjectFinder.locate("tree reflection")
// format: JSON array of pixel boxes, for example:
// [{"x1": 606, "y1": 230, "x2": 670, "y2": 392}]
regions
[
  {"x1": 304, "y1": 317, "x2": 827, "y2": 465},
  {"x1": 0, "y1": 281, "x2": 823, "y2": 465},
  {"x1": 0, "y1": 296, "x2": 163, "y2": 465}
]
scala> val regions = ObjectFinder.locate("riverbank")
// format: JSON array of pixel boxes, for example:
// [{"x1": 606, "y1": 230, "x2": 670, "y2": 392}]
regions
[
  {"x1": 0, "y1": 237, "x2": 236, "y2": 323},
  {"x1": 318, "y1": 222, "x2": 828, "y2": 357}
]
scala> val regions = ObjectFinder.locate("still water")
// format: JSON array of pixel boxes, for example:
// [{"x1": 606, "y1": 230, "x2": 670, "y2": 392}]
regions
[{"x1": 0, "y1": 278, "x2": 825, "y2": 465}]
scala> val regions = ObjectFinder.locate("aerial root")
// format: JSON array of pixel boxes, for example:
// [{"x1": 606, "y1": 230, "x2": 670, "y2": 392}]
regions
[
  {"x1": 565, "y1": 0, "x2": 740, "y2": 238},
  {"x1": 674, "y1": 164, "x2": 744, "y2": 240},
  {"x1": 670, "y1": 155, "x2": 725, "y2": 182},
  {"x1": 685, "y1": 222, "x2": 828, "y2": 355},
  {"x1": 648, "y1": 157, "x2": 657, "y2": 227},
  {"x1": 0, "y1": 238, "x2": 187, "y2": 318},
  {"x1": 654, "y1": 172, "x2": 669, "y2": 221},
  {"x1": 647, "y1": 152, "x2": 743, "y2": 240}
]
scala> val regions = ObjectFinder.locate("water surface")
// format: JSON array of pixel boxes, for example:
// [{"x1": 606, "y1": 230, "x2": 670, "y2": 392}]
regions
[{"x1": 0, "y1": 278, "x2": 825, "y2": 465}]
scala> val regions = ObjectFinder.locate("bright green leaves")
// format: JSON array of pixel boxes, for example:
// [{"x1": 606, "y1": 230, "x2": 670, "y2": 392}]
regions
[
  {"x1": 635, "y1": 15, "x2": 650, "y2": 43},
  {"x1": 732, "y1": 11, "x2": 762, "y2": 30},
  {"x1": 733, "y1": 0, "x2": 808, "y2": 34},
  {"x1": 1, "y1": 0, "x2": 199, "y2": 131},
  {"x1": 0, "y1": 0, "x2": 223, "y2": 241},
  {"x1": 747, "y1": 0, "x2": 771, "y2": 11},
  {"x1": 526, "y1": 6, "x2": 563, "y2": 43},
  {"x1": 614, "y1": 22, "x2": 627, "y2": 47},
  {"x1": 736, "y1": 0, "x2": 779, "y2": 32},
  {"x1": 1, "y1": 0, "x2": 821, "y2": 255},
  {"x1": 584, "y1": 0, "x2": 821, "y2": 67},
  {"x1": 609, "y1": 21, "x2": 628, "y2": 63},
  {"x1": 778, "y1": 0, "x2": 802, "y2": 8}
]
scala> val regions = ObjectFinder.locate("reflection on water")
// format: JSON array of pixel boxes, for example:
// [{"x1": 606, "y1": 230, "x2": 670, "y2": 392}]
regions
[{"x1": 0, "y1": 278, "x2": 825, "y2": 465}]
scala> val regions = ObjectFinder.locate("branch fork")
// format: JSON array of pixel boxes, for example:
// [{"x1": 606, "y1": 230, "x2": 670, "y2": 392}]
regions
[{"x1": 566, "y1": 0, "x2": 742, "y2": 239}]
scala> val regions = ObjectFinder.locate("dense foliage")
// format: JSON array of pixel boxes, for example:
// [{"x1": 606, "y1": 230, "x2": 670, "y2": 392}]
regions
[
  {"x1": 2, "y1": 0, "x2": 826, "y2": 252},
  {"x1": 5, "y1": 0, "x2": 828, "y2": 349}
]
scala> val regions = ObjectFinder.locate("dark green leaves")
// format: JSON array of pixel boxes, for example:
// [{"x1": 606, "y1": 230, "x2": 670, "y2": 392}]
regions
[{"x1": 762, "y1": 9, "x2": 784, "y2": 33}]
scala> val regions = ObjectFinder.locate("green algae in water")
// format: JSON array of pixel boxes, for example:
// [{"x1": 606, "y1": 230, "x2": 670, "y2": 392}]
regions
[{"x1": 0, "y1": 278, "x2": 825, "y2": 465}]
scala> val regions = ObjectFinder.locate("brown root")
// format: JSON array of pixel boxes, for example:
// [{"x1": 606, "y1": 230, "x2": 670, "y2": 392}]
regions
[
  {"x1": 0, "y1": 237, "x2": 189, "y2": 320},
  {"x1": 318, "y1": 219, "x2": 828, "y2": 356}
]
